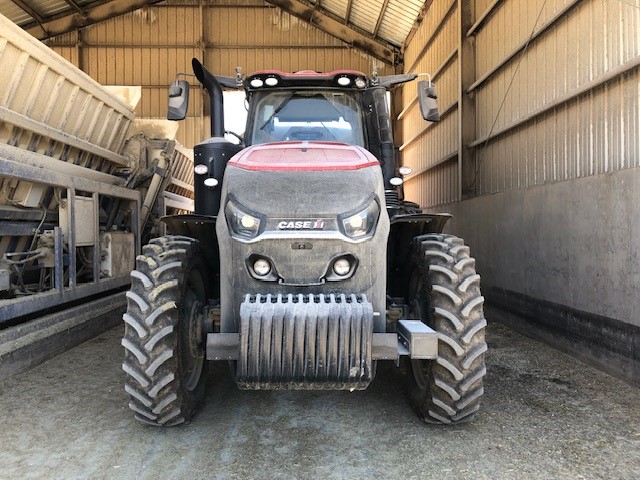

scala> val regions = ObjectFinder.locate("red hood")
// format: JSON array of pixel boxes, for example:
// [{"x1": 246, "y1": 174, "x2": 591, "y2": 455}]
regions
[{"x1": 227, "y1": 142, "x2": 380, "y2": 172}]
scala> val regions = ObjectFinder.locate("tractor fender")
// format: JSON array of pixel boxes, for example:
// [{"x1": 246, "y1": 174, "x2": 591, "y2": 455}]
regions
[
  {"x1": 386, "y1": 213, "x2": 453, "y2": 298},
  {"x1": 161, "y1": 214, "x2": 220, "y2": 283},
  {"x1": 390, "y1": 212, "x2": 452, "y2": 234},
  {"x1": 162, "y1": 214, "x2": 217, "y2": 238}
]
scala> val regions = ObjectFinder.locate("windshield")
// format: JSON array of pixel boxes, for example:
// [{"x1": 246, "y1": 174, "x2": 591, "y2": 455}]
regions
[{"x1": 249, "y1": 90, "x2": 365, "y2": 146}]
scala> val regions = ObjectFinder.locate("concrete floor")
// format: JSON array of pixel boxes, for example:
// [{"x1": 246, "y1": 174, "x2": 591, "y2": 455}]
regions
[{"x1": 0, "y1": 308, "x2": 638, "y2": 480}]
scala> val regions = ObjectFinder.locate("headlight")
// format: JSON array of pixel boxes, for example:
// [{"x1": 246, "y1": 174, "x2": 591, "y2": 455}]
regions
[
  {"x1": 194, "y1": 164, "x2": 208, "y2": 175},
  {"x1": 225, "y1": 200, "x2": 262, "y2": 239},
  {"x1": 339, "y1": 198, "x2": 380, "y2": 239},
  {"x1": 333, "y1": 258, "x2": 351, "y2": 276},
  {"x1": 253, "y1": 258, "x2": 271, "y2": 276}
]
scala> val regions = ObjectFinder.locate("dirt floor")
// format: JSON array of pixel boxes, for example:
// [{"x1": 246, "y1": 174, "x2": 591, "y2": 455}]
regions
[{"x1": 0, "y1": 308, "x2": 638, "y2": 480}]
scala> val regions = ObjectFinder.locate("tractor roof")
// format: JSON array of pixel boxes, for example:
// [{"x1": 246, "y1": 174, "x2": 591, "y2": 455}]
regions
[
  {"x1": 249, "y1": 69, "x2": 367, "y2": 78},
  {"x1": 245, "y1": 69, "x2": 369, "y2": 91},
  {"x1": 244, "y1": 70, "x2": 419, "y2": 91}
]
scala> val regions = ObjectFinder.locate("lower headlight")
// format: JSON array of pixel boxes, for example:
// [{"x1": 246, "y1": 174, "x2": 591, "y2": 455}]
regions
[
  {"x1": 340, "y1": 198, "x2": 380, "y2": 239},
  {"x1": 225, "y1": 200, "x2": 262, "y2": 239},
  {"x1": 333, "y1": 258, "x2": 351, "y2": 276},
  {"x1": 253, "y1": 258, "x2": 271, "y2": 276}
]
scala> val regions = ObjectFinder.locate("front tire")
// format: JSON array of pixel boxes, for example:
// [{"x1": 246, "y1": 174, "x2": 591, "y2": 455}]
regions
[
  {"x1": 122, "y1": 235, "x2": 209, "y2": 426},
  {"x1": 406, "y1": 234, "x2": 487, "y2": 424}
]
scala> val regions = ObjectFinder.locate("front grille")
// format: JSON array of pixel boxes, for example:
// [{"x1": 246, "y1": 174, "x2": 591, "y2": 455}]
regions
[{"x1": 236, "y1": 293, "x2": 374, "y2": 390}]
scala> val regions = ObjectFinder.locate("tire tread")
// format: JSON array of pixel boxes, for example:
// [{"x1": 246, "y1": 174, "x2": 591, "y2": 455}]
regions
[
  {"x1": 122, "y1": 235, "x2": 206, "y2": 426},
  {"x1": 407, "y1": 234, "x2": 487, "y2": 424}
]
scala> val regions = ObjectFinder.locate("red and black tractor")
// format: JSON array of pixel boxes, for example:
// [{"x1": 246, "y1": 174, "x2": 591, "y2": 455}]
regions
[{"x1": 121, "y1": 59, "x2": 486, "y2": 426}]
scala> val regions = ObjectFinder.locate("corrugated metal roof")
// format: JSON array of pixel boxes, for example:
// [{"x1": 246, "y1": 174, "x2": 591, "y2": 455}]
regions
[
  {"x1": 0, "y1": 0, "x2": 34, "y2": 25},
  {"x1": 378, "y1": 0, "x2": 425, "y2": 46},
  {"x1": 350, "y1": 0, "x2": 386, "y2": 34},
  {"x1": 0, "y1": 0, "x2": 428, "y2": 49},
  {"x1": 0, "y1": 0, "x2": 77, "y2": 25},
  {"x1": 0, "y1": 0, "x2": 115, "y2": 26},
  {"x1": 30, "y1": 0, "x2": 73, "y2": 18},
  {"x1": 313, "y1": 0, "x2": 426, "y2": 47},
  {"x1": 319, "y1": 0, "x2": 348, "y2": 20}
]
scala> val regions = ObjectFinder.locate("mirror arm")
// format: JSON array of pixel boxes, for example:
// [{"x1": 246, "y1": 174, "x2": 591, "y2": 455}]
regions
[{"x1": 225, "y1": 130, "x2": 245, "y2": 146}]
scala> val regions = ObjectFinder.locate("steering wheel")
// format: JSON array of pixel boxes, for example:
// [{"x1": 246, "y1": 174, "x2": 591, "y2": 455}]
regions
[
  {"x1": 286, "y1": 127, "x2": 337, "y2": 141},
  {"x1": 289, "y1": 131, "x2": 323, "y2": 141}
]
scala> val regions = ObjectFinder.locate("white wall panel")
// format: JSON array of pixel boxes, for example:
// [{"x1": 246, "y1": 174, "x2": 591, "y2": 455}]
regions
[
  {"x1": 401, "y1": 0, "x2": 640, "y2": 370},
  {"x1": 399, "y1": 0, "x2": 459, "y2": 208},
  {"x1": 472, "y1": 0, "x2": 640, "y2": 195},
  {"x1": 402, "y1": 0, "x2": 640, "y2": 204}
]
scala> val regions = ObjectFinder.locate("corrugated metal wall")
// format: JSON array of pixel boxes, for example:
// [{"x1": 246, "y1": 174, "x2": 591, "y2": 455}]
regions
[
  {"x1": 473, "y1": 0, "x2": 640, "y2": 194},
  {"x1": 401, "y1": 0, "x2": 640, "y2": 206},
  {"x1": 400, "y1": 0, "x2": 640, "y2": 382},
  {"x1": 48, "y1": 0, "x2": 393, "y2": 148},
  {"x1": 400, "y1": 0, "x2": 459, "y2": 207}
]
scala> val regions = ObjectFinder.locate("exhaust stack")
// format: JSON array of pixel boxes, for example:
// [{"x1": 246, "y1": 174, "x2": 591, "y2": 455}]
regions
[
  {"x1": 192, "y1": 58, "x2": 225, "y2": 137},
  {"x1": 191, "y1": 58, "x2": 242, "y2": 216}
]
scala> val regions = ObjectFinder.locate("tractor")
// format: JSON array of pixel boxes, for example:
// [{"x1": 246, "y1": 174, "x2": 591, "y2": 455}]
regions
[{"x1": 121, "y1": 59, "x2": 487, "y2": 426}]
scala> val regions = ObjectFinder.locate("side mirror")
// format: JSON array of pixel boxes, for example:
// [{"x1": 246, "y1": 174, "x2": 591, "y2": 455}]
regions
[
  {"x1": 417, "y1": 80, "x2": 440, "y2": 122},
  {"x1": 167, "y1": 80, "x2": 190, "y2": 120}
]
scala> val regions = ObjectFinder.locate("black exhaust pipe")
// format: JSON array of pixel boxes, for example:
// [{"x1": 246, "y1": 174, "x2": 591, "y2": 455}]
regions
[
  {"x1": 191, "y1": 58, "x2": 242, "y2": 217},
  {"x1": 192, "y1": 58, "x2": 224, "y2": 137}
]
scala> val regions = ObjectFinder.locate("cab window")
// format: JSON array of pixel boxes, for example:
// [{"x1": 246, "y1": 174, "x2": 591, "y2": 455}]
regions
[{"x1": 250, "y1": 91, "x2": 365, "y2": 146}]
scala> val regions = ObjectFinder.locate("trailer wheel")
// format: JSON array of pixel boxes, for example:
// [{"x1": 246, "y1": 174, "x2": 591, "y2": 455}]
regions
[
  {"x1": 406, "y1": 234, "x2": 487, "y2": 424},
  {"x1": 122, "y1": 235, "x2": 208, "y2": 426}
]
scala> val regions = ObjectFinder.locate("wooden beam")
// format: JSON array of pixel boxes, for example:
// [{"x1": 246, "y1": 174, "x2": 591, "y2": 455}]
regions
[
  {"x1": 373, "y1": 0, "x2": 391, "y2": 38},
  {"x1": 263, "y1": 0, "x2": 395, "y2": 65},
  {"x1": 344, "y1": 0, "x2": 353, "y2": 24},
  {"x1": 26, "y1": 0, "x2": 165, "y2": 40},
  {"x1": 458, "y1": 0, "x2": 476, "y2": 199}
]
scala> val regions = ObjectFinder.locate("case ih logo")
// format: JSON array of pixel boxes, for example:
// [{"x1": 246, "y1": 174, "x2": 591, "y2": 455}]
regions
[{"x1": 277, "y1": 220, "x2": 325, "y2": 230}]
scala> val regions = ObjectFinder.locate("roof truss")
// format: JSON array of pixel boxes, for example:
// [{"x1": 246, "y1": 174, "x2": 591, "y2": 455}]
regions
[
  {"x1": 24, "y1": 0, "x2": 165, "y2": 40},
  {"x1": 264, "y1": 0, "x2": 397, "y2": 65},
  {"x1": 62, "y1": 0, "x2": 85, "y2": 15},
  {"x1": 12, "y1": 0, "x2": 407, "y2": 65},
  {"x1": 344, "y1": 0, "x2": 353, "y2": 24},
  {"x1": 372, "y1": 0, "x2": 391, "y2": 38},
  {"x1": 9, "y1": 0, "x2": 48, "y2": 34}
]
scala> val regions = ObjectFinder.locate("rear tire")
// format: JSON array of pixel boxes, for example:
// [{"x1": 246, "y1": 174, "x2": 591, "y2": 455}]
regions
[
  {"x1": 406, "y1": 234, "x2": 487, "y2": 424},
  {"x1": 122, "y1": 235, "x2": 208, "y2": 426}
]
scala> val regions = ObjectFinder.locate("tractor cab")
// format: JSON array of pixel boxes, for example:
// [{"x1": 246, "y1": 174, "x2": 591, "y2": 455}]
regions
[
  {"x1": 243, "y1": 70, "x2": 370, "y2": 147},
  {"x1": 168, "y1": 60, "x2": 440, "y2": 214}
]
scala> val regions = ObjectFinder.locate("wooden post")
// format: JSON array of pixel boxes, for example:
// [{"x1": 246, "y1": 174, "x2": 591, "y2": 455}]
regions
[{"x1": 458, "y1": 0, "x2": 477, "y2": 200}]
